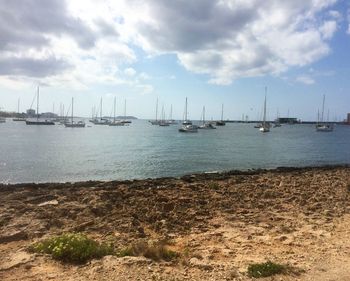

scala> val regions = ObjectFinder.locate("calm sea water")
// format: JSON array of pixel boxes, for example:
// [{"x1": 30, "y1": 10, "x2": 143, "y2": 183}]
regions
[{"x1": 0, "y1": 119, "x2": 349, "y2": 183}]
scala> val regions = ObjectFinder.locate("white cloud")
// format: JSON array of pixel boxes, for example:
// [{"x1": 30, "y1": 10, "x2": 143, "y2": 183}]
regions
[
  {"x1": 0, "y1": 0, "x2": 342, "y2": 88},
  {"x1": 320, "y1": 21, "x2": 337, "y2": 39},
  {"x1": 328, "y1": 10, "x2": 342, "y2": 20},
  {"x1": 124, "y1": 68, "x2": 136, "y2": 76},
  {"x1": 124, "y1": 0, "x2": 340, "y2": 84},
  {"x1": 296, "y1": 75, "x2": 315, "y2": 85}
]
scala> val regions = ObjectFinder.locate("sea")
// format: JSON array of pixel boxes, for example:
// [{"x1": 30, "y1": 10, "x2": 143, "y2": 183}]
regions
[{"x1": 0, "y1": 119, "x2": 349, "y2": 184}]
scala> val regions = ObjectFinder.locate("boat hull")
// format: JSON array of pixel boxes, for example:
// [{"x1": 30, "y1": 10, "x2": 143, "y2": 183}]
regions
[
  {"x1": 64, "y1": 123, "x2": 85, "y2": 128},
  {"x1": 216, "y1": 121, "x2": 226, "y2": 126},
  {"x1": 26, "y1": 120, "x2": 55, "y2": 125},
  {"x1": 179, "y1": 125, "x2": 198, "y2": 133}
]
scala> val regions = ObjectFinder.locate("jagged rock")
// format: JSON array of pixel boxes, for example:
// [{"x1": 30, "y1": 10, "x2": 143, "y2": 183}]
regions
[{"x1": 0, "y1": 230, "x2": 28, "y2": 243}]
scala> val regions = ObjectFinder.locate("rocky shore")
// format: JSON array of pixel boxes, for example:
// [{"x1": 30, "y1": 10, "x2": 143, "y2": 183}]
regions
[{"x1": 1, "y1": 166, "x2": 350, "y2": 280}]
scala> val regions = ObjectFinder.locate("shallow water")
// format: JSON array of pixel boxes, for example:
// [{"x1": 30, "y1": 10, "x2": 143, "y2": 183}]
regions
[{"x1": 0, "y1": 119, "x2": 349, "y2": 183}]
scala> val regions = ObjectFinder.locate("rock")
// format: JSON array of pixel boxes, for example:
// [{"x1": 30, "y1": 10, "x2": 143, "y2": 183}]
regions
[
  {"x1": 0, "y1": 251, "x2": 33, "y2": 271},
  {"x1": 189, "y1": 258, "x2": 214, "y2": 271},
  {"x1": 38, "y1": 199, "x2": 59, "y2": 206},
  {"x1": 0, "y1": 230, "x2": 28, "y2": 243}
]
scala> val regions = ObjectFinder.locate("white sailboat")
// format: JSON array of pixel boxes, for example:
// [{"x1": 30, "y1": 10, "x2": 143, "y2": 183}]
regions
[
  {"x1": 159, "y1": 104, "x2": 169, "y2": 126},
  {"x1": 64, "y1": 98, "x2": 85, "y2": 128},
  {"x1": 13, "y1": 98, "x2": 26, "y2": 121},
  {"x1": 259, "y1": 87, "x2": 270, "y2": 133},
  {"x1": 26, "y1": 86, "x2": 55, "y2": 125},
  {"x1": 316, "y1": 95, "x2": 333, "y2": 132},
  {"x1": 150, "y1": 98, "x2": 160, "y2": 125},
  {"x1": 92, "y1": 98, "x2": 110, "y2": 125},
  {"x1": 216, "y1": 104, "x2": 226, "y2": 126},
  {"x1": 120, "y1": 99, "x2": 132, "y2": 124},
  {"x1": 182, "y1": 97, "x2": 192, "y2": 125},
  {"x1": 199, "y1": 106, "x2": 216, "y2": 129},
  {"x1": 167, "y1": 104, "x2": 177, "y2": 124},
  {"x1": 179, "y1": 97, "x2": 197, "y2": 132},
  {"x1": 109, "y1": 97, "x2": 124, "y2": 126}
]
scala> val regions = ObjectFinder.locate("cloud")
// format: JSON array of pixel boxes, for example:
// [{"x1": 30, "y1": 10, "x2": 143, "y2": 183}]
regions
[
  {"x1": 0, "y1": 0, "x2": 342, "y2": 88},
  {"x1": 0, "y1": 0, "x2": 96, "y2": 51},
  {"x1": 320, "y1": 21, "x2": 337, "y2": 39},
  {"x1": 124, "y1": 67, "x2": 136, "y2": 76},
  {"x1": 296, "y1": 75, "x2": 315, "y2": 85},
  {"x1": 128, "y1": 0, "x2": 340, "y2": 84},
  {"x1": 0, "y1": 56, "x2": 71, "y2": 77}
]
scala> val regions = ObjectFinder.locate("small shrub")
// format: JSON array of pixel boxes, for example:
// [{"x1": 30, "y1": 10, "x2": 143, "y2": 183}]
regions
[
  {"x1": 118, "y1": 240, "x2": 178, "y2": 262},
  {"x1": 208, "y1": 182, "x2": 220, "y2": 190},
  {"x1": 28, "y1": 232, "x2": 114, "y2": 264},
  {"x1": 247, "y1": 261, "x2": 286, "y2": 278}
]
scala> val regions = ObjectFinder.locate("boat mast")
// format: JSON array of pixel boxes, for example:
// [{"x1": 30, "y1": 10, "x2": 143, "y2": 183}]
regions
[
  {"x1": 185, "y1": 97, "x2": 188, "y2": 121},
  {"x1": 37, "y1": 86, "x2": 39, "y2": 120},
  {"x1": 170, "y1": 104, "x2": 172, "y2": 120},
  {"x1": 263, "y1": 87, "x2": 267, "y2": 126},
  {"x1": 221, "y1": 104, "x2": 224, "y2": 121},
  {"x1": 100, "y1": 97, "x2": 102, "y2": 121},
  {"x1": 203, "y1": 106, "x2": 206, "y2": 124},
  {"x1": 155, "y1": 98, "x2": 158, "y2": 121},
  {"x1": 161, "y1": 104, "x2": 164, "y2": 122},
  {"x1": 124, "y1": 99, "x2": 126, "y2": 119},
  {"x1": 71, "y1": 97, "x2": 74, "y2": 124},
  {"x1": 321, "y1": 94, "x2": 325, "y2": 123},
  {"x1": 17, "y1": 98, "x2": 20, "y2": 114},
  {"x1": 113, "y1": 97, "x2": 116, "y2": 123}
]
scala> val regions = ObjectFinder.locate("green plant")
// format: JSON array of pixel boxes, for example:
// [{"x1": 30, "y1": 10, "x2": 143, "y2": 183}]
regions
[
  {"x1": 208, "y1": 182, "x2": 220, "y2": 190},
  {"x1": 247, "y1": 261, "x2": 286, "y2": 278},
  {"x1": 118, "y1": 240, "x2": 178, "y2": 261},
  {"x1": 28, "y1": 232, "x2": 114, "y2": 264}
]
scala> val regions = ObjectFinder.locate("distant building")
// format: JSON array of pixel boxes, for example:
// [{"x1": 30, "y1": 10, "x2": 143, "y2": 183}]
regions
[
  {"x1": 275, "y1": 117, "x2": 300, "y2": 124},
  {"x1": 347, "y1": 113, "x2": 350, "y2": 124},
  {"x1": 26, "y1": 109, "x2": 35, "y2": 117}
]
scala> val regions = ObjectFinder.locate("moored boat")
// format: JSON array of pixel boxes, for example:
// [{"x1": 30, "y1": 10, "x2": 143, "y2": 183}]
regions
[
  {"x1": 25, "y1": 86, "x2": 55, "y2": 125},
  {"x1": 259, "y1": 87, "x2": 270, "y2": 133},
  {"x1": 64, "y1": 97, "x2": 85, "y2": 128}
]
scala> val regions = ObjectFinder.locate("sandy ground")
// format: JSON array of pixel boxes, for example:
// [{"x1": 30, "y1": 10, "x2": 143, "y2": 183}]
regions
[{"x1": 1, "y1": 166, "x2": 350, "y2": 280}]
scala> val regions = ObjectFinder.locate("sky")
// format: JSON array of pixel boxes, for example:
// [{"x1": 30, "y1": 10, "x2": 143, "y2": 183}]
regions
[{"x1": 0, "y1": 0, "x2": 349, "y2": 121}]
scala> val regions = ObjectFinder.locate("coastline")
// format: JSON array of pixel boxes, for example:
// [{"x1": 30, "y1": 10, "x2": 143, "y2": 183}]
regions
[
  {"x1": 1, "y1": 165, "x2": 350, "y2": 280},
  {"x1": 1, "y1": 163, "x2": 349, "y2": 186}
]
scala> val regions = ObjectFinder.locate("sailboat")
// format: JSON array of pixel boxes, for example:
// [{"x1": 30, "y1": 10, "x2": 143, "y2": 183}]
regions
[
  {"x1": 316, "y1": 95, "x2": 333, "y2": 132},
  {"x1": 120, "y1": 99, "x2": 132, "y2": 124},
  {"x1": 109, "y1": 97, "x2": 124, "y2": 126},
  {"x1": 150, "y1": 98, "x2": 160, "y2": 125},
  {"x1": 64, "y1": 98, "x2": 85, "y2": 128},
  {"x1": 199, "y1": 106, "x2": 216, "y2": 129},
  {"x1": 259, "y1": 87, "x2": 270, "y2": 133},
  {"x1": 216, "y1": 104, "x2": 226, "y2": 126},
  {"x1": 179, "y1": 97, "x2": 197, "y2": 132},
  {"x1": 26, "y1": 86, "x2": 55, "y2": 125},
  {"x1": 273, "y1": 109, "x2": 281, "y2": 127},
  {"x1": 13, "y1": 98, "x2": 26, "y2": 121},
  {"x1": 159, "y1": 104, "x2": 170, "y2": 126},
  {"x1": 182, "y1": 97, "x2": 192, "y2": 125},
  {"x1": 91, "y1": 98, "x2": 110, "y2": 125},
  {"x1": 167, "y1": 105, "x2": 177, "y2": 124}
]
